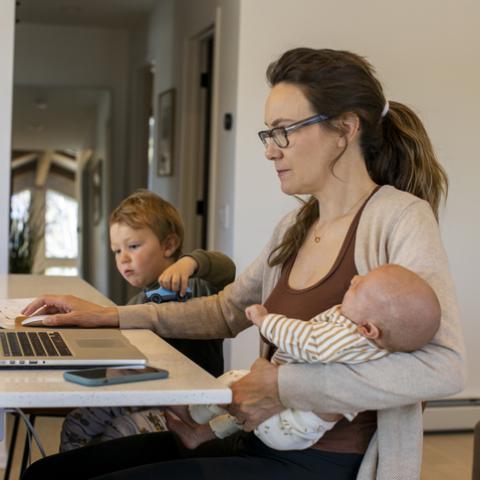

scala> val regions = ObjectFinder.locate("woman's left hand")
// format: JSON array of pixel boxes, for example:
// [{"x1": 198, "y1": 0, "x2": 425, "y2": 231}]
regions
[{"x1": 228, "y1": 358, "x2": 284, "y2": 432}]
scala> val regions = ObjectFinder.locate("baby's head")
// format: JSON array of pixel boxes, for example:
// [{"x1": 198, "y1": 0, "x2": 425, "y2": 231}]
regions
[
  {"x1": 341, "y1": 264, "x2": 441, "y2": 352},
  {"x1": 109, "y1": 190, "x2": 184, "y2": 288}
]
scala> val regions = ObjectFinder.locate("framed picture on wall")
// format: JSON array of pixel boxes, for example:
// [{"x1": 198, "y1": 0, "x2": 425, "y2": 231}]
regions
[{"x1": 156, "y1": 88, "x2": 175, "y2": 176}]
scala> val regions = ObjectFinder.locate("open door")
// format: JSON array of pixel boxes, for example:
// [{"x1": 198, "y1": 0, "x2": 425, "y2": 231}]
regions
[{"x1": 180, "y1": 27, "x2": 217, "y2": 252}]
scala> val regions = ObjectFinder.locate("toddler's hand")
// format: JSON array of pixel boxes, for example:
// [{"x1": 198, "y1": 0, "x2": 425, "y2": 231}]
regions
[
  {"x1": 245, "y1": 304, "x2": 268, "y2": 327},
  {"x1": 159, "y1": 256, "x2": 198, "y2": 297}
]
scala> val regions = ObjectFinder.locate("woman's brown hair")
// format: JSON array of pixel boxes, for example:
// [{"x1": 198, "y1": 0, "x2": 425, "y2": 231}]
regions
[{"x1": 266, "y1": 48, "x2": 448, "y2": 267}]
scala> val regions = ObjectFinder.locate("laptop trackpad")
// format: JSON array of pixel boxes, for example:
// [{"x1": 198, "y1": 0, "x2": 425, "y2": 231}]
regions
[{"x1": 76, "y1": 339, "x2": 124, "y2": 349}]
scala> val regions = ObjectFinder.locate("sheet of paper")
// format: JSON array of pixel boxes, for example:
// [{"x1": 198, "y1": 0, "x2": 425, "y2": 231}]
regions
[{"x1": 0, "y1": 297, "x2": 35, "y2": 329}]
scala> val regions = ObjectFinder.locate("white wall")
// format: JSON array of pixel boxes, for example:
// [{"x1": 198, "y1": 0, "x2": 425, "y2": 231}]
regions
[
  {"x1": 0, "y1": 1, "x2": 15, "y2": 274},
  {"x1": 230, "y1": 0, "x2": 480, "y2": 385},
  {"x1": 145, "y1": 0, "x2": 176, "y2": 202},
  {"x1": 88, "y1": 92, "x2": 112, "y2": 293},
  {"x1": 143, "y1": 0, "x2": 240, "y2": 368},
  {"x1": 145, "y1": 0, "x2": 240, "y2": 259},
  {"x1": 12, "y1": 86, "x2": 99, "y2": 151}
]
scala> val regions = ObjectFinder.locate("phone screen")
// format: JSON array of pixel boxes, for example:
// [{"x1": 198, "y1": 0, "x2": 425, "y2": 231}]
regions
[{"x1": 77, "y1": 366, "x2": 162, "y2": 380}]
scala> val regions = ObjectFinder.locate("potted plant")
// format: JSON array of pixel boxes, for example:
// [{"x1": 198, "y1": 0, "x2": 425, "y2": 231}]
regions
[{"x1": 9, "y1": 211, "x2": 36, "y2": 273}]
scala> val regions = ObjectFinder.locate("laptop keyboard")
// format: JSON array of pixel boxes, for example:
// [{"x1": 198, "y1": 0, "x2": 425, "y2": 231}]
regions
[{"x1": 0, "y1": 331, "x2": 72, "y2": 357}]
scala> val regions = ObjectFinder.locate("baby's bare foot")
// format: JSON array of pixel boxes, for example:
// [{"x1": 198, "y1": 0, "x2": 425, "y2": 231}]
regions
[
  {"x1": 165, "y1": 410, "x2": 216, "y2": 449},
  {"x1": 166, "y1": 405, "x2": 195, "y2": 425}
]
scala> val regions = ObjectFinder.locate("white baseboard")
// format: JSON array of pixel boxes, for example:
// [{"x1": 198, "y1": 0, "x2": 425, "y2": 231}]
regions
[
  {"x1": 0, "y1": 412, "x2": 6, "y2": 468},
  {"x1": 424, "y1": 401, "x2": 480, "y2": 432}
]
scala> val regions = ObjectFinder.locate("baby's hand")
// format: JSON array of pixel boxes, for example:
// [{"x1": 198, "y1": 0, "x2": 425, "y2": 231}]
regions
[
  {"x1": 245, "y1": 304, "x2": 268, "y2": 327},
  {"x1": 159, "y1": 256, "x2": 198, "y2": 297}
]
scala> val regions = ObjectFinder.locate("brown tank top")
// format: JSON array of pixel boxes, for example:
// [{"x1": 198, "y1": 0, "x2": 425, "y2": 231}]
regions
[{"x1": 263, "y1": 189, "x2": 379, "y2": 454}]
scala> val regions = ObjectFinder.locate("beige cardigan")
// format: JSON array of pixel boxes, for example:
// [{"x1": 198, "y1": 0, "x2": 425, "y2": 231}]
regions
[{"x1": 118, "y1": 186, "x2": 466, "y2": 480}]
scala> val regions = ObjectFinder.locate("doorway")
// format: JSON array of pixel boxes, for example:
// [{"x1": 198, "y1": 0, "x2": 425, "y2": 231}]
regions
[
  {"x1": 197, "y1": 34, "x2": 214, "y2": 249},
  {"x1": 181, "y1": 28, "x2": 216, "y2": 251}
]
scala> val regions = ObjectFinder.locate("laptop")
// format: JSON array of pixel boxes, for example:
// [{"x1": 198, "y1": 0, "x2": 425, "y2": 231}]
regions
[{"x1": 0, "y1": 329, "x2": 147, "y2": 367}]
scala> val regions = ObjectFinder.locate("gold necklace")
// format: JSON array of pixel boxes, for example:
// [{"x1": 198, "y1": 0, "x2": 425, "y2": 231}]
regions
[
  {"x1": 313, "y1": 222, "x2": 323, "y2": 243},
  {"x1": 312, "y1": 188, "x2": 375, "y2": 244}
]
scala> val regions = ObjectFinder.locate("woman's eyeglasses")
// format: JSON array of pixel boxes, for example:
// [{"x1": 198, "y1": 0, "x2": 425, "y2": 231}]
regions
[{"x1": 258, "y1": 114, "x2": 330, "y2": 148}]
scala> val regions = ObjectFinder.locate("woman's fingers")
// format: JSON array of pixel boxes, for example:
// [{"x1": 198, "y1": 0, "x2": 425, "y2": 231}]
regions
[
  {"x1": 29, "y1": 304, "x2": 61, "y2": 316},
  {"x1": 22, "y1": 295, "x2": 101, "y2": 316},
  {"x1": 42, "y1": 307, "x2": 119, "y2": 328},
  {"x1": 228, "y1": 359, "x2": 282, "y2": 431},
  {"x1": 21, "y1": 295, "x2": 66, "y2": 316},
  {"x1": 21, "y1": 296, "x2": 49, "y2": 316},
  {"x1": 21, "y1": 296, "x2": 115, "y2": 328}
]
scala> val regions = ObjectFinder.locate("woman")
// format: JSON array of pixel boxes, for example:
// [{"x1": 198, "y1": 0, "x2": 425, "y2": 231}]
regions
[{"x1": 22, "y1": 48, "x2": 465, "y2": 480}]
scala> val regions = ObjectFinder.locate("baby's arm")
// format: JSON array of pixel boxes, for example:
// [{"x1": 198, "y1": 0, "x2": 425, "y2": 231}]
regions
[{"x1": 260, "y1": 307, "x2": 368, "y2": 364}]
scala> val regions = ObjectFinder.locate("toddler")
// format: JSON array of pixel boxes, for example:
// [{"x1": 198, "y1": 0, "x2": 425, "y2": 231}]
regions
[{"x1": 60, "y1": 190, "x2": 235, "y2": 451}]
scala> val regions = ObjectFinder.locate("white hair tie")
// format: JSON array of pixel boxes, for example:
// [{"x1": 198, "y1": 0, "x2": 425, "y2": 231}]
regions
[{"x1": 381, "y1": 101, "x2": 389, "y2": 118}]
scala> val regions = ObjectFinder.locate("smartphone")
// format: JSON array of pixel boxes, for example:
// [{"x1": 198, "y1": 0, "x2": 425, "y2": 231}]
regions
[{"x1": 63, "y1": 366, "x2": 169, "y2": 387}]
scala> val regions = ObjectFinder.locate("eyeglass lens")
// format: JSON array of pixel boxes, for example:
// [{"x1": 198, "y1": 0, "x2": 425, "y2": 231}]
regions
[{"x1": 259, "y1": 128, "x2": 288, "y2": 148}]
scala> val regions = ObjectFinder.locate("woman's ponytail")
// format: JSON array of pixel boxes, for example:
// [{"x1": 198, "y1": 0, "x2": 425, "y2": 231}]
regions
[{"x1": 368, "y1": 101, "x2": 448, "y2": 218}]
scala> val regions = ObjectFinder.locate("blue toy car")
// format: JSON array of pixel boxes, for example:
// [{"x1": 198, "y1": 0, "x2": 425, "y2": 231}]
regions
[{"x1": 144, "y1": 286, "x2": 192, "y2": 304}]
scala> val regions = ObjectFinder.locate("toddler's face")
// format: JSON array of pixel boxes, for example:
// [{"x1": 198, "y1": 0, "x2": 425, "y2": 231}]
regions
[{"x1": 110, "y1": 223, "x2": 172, "y2": 288}]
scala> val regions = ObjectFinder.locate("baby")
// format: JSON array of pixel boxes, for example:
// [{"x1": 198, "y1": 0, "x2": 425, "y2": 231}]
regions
[{"x1": 166, "y1": 264, "x2": 441, "y2": 451}]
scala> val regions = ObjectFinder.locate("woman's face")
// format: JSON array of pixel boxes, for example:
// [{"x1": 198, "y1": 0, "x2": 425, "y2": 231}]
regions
[{"x1": 263, "y1": 82, "x2": 342, "y2": 197}]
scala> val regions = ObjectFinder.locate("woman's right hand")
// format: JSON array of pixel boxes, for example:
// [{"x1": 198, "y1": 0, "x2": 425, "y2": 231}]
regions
[{"x1": 21, "y1": 295, "x2": 119, "y2": 328}]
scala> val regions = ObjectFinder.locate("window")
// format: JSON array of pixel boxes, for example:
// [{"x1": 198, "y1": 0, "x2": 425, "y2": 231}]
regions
[
  {"x1": 45, "y1": 190, "x2": 78, "y2": 259},
  {"x1": 44, "y1": 190, "x2": 78, "y2": 276},
  {"x1": 9, "y1": 190, "x2": 33, "y2": 273},
  {"x1": 10, "y1": 189, "x2": 31, "y2": 226}
]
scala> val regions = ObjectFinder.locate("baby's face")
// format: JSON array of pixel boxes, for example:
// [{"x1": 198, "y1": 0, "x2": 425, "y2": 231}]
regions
[{"x1": 341, "y1": 274, "x2": 377, "y2": 325}]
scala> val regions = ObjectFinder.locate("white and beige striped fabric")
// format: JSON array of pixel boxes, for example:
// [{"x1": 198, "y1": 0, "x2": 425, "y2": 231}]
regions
[{"x1": 260, "y1": 305, "x2": 389, "y2": 366}]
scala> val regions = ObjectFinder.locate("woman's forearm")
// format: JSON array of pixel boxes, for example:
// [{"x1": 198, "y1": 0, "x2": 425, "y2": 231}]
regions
[
  {"x1": 118, "y1": 249, "x2": 266, "y2": 339},
  {"x1": 278, "y1": 344, "x2": 465, "y2": 414}
]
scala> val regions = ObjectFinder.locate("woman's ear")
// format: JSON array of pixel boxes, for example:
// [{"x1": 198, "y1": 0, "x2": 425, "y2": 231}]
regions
[
  {"x1": 357, "y1": 322, "x2": 380, "y2": 340},
  {"x1": 335, "y1": 112, "x2": 361, "y2": 147},
  {"x1": 161, "y1": 234, "x2": 180, "y2": 259}
]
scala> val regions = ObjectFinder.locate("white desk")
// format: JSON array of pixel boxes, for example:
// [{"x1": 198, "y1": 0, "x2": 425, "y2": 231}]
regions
[
  {"x1": 0, "y1": 330, "x2": 231, "y2": 408},
  {"x1": 0, "y1": 274, "x2": 118, "y2": 308},
  {"x1": 0, "y1": 274, "x2": 232, "y2": 408}
]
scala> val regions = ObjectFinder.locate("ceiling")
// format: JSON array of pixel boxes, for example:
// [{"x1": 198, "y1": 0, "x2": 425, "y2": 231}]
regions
[
  {"x1": 16, "y1": 0, "x2": 158, "y2": 29},
  {"x1": 12, "y1": 86, "x2": 109, "y2": 151}
]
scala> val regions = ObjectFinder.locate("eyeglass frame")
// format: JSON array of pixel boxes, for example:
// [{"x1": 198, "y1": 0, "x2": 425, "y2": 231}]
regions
[{"x1": 258, "y1": 113, "x2": 330, "y2": 148}]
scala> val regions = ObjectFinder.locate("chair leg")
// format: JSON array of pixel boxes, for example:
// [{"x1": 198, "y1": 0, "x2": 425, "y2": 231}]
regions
[
  {"x1": 473, "y1": 420, "x2": 480, "y2": 480},
  {"x1": 19, "y1": 414, "x2": 36, "y2": 476},
  {"x1": 4, "y1": 413, "x2": 20, "y2": 480}
]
